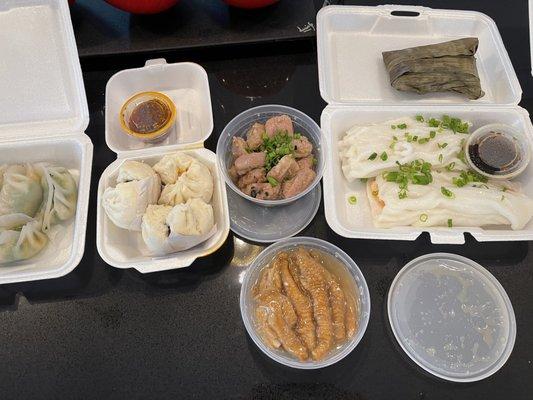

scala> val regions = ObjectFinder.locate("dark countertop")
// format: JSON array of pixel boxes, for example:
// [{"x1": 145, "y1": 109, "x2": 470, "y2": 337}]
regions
[
  {"x1": 1, "y1": 1, "x2": 533, "y2": 399},
  {"x1": 71, "y1": 0, "x2": 318, "y2": 58}
]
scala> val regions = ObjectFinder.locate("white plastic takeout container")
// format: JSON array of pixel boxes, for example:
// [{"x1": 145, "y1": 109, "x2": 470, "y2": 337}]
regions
[
  {"x1": 0, "y1": 0, "x2": 93, "y2": 284},
  {"x1": 240, "y1": 237, "x2": 370, "y2": 369},
  {"x1": 317, "y1": 4, "x2": 533, "y2": 244},
  {"x1": 96, "y1": 59, "x2": 230, "y2": 273}
]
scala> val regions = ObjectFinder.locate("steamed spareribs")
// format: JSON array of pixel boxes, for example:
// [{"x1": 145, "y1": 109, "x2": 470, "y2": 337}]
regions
[{"x1": 291, "y1": 248, "x2": 334, "y2": 361}]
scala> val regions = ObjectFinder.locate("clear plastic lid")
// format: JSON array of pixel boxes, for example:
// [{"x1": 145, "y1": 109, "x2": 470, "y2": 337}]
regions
[
  {"x1": 388, "y1": 253, "x2": 516, "y2": 382},
  {"x1": 227, "y1": 184, "x2": 321, "y2": 243},
  {"x1": 0, "y1": 0, "x2": 89, "y2": 137}
]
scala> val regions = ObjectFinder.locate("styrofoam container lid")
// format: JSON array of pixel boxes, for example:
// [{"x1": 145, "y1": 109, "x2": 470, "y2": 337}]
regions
[
  {"x1": 0, "y1": 0, "x2": 89, "y2": 137},
  {"x1": 317, "y1": 5, "x2": 522, "y2": 106},
  {"x1": 105, "y1": 59, "x2": 213, "y2": 156},
  {"x1": 388, "y1": 253, "x2": 516, "y2": 382}
]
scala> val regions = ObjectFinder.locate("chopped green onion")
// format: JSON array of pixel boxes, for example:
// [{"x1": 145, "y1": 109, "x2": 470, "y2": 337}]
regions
[
  {"x1": 415, "y1": 115, "x2": 424, "y2": 122},
  {"x1": 419, "y1": 213, "x2": 428, "y2": 222},
  {"x1": 397, "y1": 123, "x2": 407, "y2": 129},
  {"x1": 447, "y1": 219, "x2": 453, "y2": 228},
  {"x1": 428, "y1": 118, "x2": 441, "y2": 127},
  {"x1": 418, "y1": 137, "x2": 430, "y2": 144},
  {"x1": 391, "y1": 125, "x2": 397, "y2": 130},
  {"x1": 429, "y1": 131, "x2": 436, "y2": 139},
  {"x1": 438, "y1": 142, "x2": 448, "y2": 149},
  {"x1": 412, "y1": 135, "x2": 419, "y2": 141},
  {"x1": 392, "y1": 135, "x2": 398, "y2": 141},
  {"x1": 267, "y1": 176, "x2": 279, "y2": 187},
  {"x1": 348, "y1": 195, "x2": 357, "y2": 205},
  {"x1": 438, "y1": 154, "x2": 443, "y2": 163},
  {"x1": 293, "y1": 133, "x2": 302, "y2": 139},
  {"x1": 452, "y1": 170, "x2": 488, "y2": 187},
  {"x1": 399, "y1": 189, "x2": 408, "y2": 199},
  {"x1": 445, "y1": 162, "x2": 456, "y2": 171},
  {"x1": 502, "y1": 186, "x2": 508, "y2": 192},
  {"x1": 368, "y1": 152, "x2": 378, "y2": 160},
  {"x1": 441, "y1": 186, "x2": 455, "y2": 198},
  {"x1": 380, "y1": 151, "x2": 388, "y2": 161}
]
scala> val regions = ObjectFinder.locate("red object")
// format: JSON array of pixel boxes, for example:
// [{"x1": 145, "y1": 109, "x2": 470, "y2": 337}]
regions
[
  {"x1": 104, "y1": 0, "x2": 179, "y2": 14},
  {"x1": 223, "y1": 0, "x2": 279, "y2": 9}
]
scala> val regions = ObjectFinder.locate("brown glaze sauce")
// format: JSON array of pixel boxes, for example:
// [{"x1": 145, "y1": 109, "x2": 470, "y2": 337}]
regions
[{"x1": 129, "y1": 98, "x2": 171, "y2": 134}]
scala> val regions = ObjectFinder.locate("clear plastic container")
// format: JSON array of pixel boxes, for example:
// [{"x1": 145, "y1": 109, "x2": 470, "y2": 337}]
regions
[
  {"x1": 388, "y1": 253, "x2": 516, "y2": 382},
  {"x1": 216, "y1": 105, "x2": 325, "y2": 206},
  {"x1": 240, "y1": 237, "x2": 371, "y2": 369},
  {"x1": 464, "y1": 123, "x2": 531, "y2": 180}
]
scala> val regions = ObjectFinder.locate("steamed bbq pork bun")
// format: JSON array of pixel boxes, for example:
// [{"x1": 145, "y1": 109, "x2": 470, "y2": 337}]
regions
[
  {"x1": 141, "y1": 198, "x2": 216, "y2": 255},
  {"x1": 102, "y1": 161, "x2": 161, "y2": 231},
  {"x1": 156, "y1": 153, "x2": 214, "y2": 206}
]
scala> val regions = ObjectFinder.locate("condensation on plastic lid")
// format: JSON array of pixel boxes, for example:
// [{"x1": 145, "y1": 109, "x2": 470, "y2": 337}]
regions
[
  {"x1": 227, "y1": 184, "x2": 321, "y2": 243},
  {"x1": 388, "y1": 253, "x2": 516, "y2": 382}
]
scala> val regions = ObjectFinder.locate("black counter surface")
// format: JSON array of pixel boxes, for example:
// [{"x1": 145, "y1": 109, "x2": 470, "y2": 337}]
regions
[{"x1": 1, "y1": 1, "x2": 532, "y2": 399}]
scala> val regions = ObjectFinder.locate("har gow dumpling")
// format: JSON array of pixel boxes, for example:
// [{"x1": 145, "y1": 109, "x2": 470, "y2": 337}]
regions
[{"x1": 0, "y1": 164, "x2": 43, "y2": 218}]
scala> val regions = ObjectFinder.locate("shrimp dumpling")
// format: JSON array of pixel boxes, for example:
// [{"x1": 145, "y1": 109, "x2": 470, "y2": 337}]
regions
[
  {"x1": 0, "y1": 164, "x2": 43, "y2": 217},
  {"x1": 0, "y1": 220, "x2": 48, "y2": 265},
  {"x1": 39, "y1": 165, "x2": 78, "y2": 231}
]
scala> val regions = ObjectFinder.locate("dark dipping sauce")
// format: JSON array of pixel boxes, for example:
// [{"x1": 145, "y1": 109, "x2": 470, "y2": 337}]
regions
[
  {"x1": 468, "y1": 132, "x2": 521, "y2": 175},
  {"x1": 129, "y1": 99, "x2": 171, "y2": 134}
]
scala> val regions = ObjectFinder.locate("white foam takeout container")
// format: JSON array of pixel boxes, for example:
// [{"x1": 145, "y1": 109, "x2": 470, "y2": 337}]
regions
[
  {"x1": 317, "y1": 4, "x2": 533, "y2": 244},
  {"x1": 96, "y1": 59, "x2": 230, "y2": 273},
  {"x1": 0, "y1": 0, "x2": 93, "y2": 283}
]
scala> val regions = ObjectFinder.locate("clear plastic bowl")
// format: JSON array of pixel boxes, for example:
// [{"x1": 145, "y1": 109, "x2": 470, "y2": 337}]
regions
[
  {"x1": 216, "y1": 105, "x2": 325, "y2": 206},
  {"x1": 240, "y1": 237, "x2": 371, "y2": 369}
]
